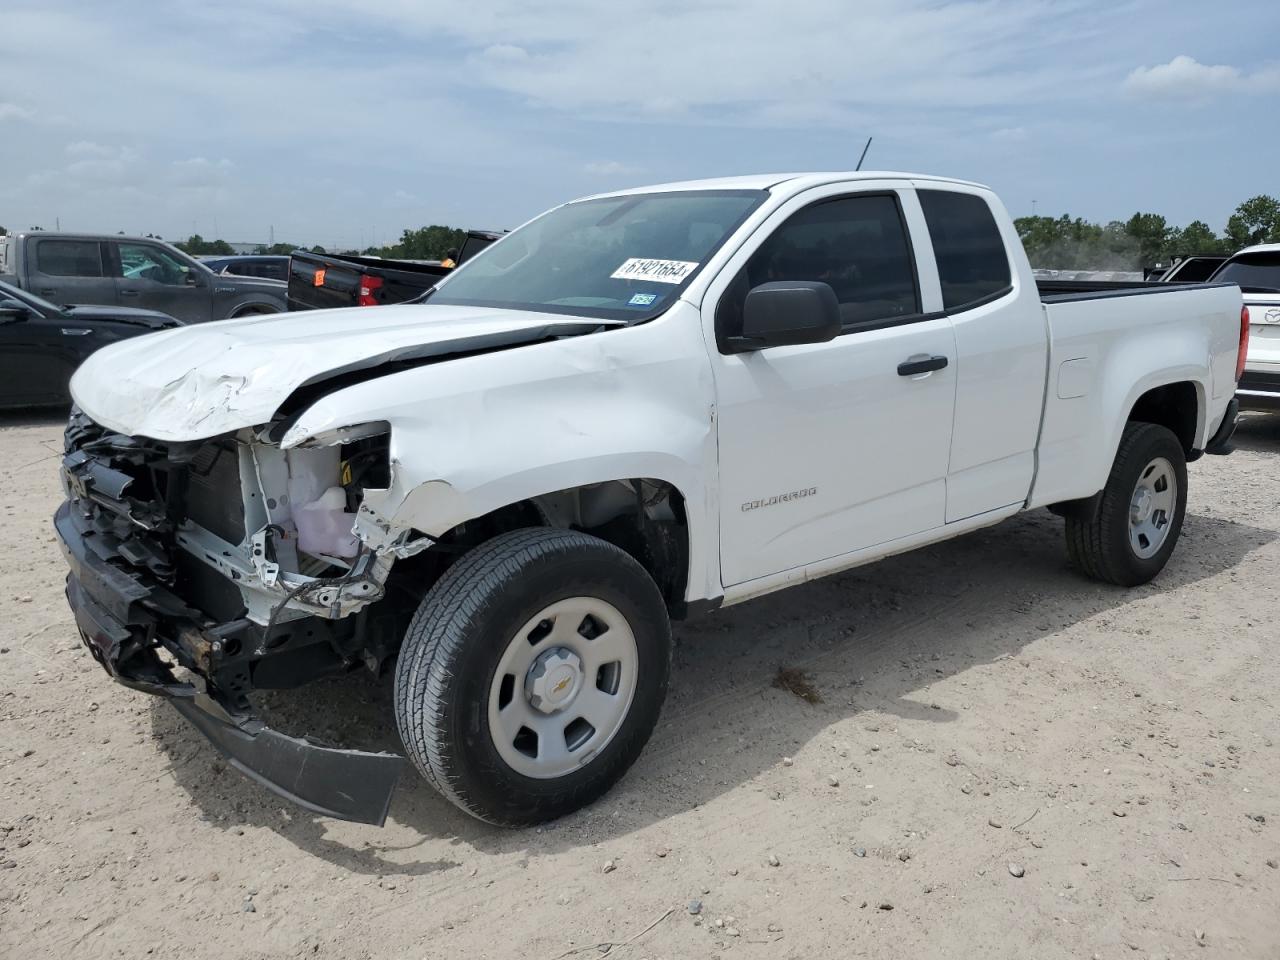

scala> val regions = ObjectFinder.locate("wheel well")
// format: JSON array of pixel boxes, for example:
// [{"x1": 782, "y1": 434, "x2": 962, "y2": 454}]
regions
[
  {"x1": 400, "y1": 480, "x2": 692, "y2": 618},
  {"x1": 1049, "y1": 381, "x2": 1200, "y2": 522},
  {"x1": 231, "y1": 303, "x2": 282, "y2": 319},
  {"x1": 1128, "y1": 381, "x2": 1198, "y2": 455}
]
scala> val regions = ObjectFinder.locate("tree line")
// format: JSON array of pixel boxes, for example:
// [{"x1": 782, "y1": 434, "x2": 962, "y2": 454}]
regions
[
  {"x1": 171, "y1": 235, "x2": 328, "y2": 257},
  {"x1": 167, "y1": 225, "x2": 468, "y2": 260},
  {"x1": 166, "y1": 225, "x2": 467, "y2": 260},
  {"x1": 168, "y1": 225, "x2": 467, "y2": 260},
  {"x1": 1015, "y1": 195, "x2": 1280, "y2": 271},
  {"x1": 361, "y1": 225, "x2": 468, "y2": 260}
]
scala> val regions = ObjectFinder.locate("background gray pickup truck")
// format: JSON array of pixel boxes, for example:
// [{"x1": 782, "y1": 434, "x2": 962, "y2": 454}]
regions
[{"x1": 0, "y1": 232, "x2": 286, "y2": 323}]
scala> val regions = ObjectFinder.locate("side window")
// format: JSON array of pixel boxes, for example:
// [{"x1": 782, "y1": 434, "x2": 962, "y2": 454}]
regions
[
  {"x1": 117, "y1": 243, "x2": 190, "y2": 286},
  {"x1": 34, "y1": 240, "x2": 104, "y2": 277},
  {"x1": 248, "y1": 262, "x2": 287, "y2": 280},
  {"x1": 918, "y1": 190, "x2": 1012, "y2": 312},
  {"x1": 716, "y1": 194, "x2": 920, "y2": 341}
]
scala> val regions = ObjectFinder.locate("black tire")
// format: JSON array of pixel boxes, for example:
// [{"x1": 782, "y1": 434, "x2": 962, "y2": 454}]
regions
[
  {"x1": 394, "y1": 527, "x2": 672, "y2": 826},
  {"x1": 1065, "y1": 422, "x2": 1188, "y2": 587}
]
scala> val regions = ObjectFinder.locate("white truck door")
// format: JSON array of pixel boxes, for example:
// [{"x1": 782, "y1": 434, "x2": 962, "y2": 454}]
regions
[
  {"x1": 706, "y1": 186, "x2": 957, "y2": 587},
  {"x1": 912, "y1": 186, "x2": 1049, "y2": 522}
]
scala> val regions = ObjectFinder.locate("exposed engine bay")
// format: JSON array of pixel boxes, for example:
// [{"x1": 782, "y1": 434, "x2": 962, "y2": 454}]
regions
[
  {"x1": 55, "y1": 405, "x2": 687, "y2": 823},
  {"x1": 60, "y1": 410, "x2": 422, "y2": 690}
]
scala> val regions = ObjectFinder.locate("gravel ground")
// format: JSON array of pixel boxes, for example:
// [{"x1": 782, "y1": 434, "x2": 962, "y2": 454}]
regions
[{"x1": 1, "y1": 410, "x2": 1277, "y2": 960}]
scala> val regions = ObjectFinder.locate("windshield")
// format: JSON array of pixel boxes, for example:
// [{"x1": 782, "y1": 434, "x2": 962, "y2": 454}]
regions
[
  {"x1": 1213, "y1": 252, "x2": 1280, "y2": 291},
  {"x1": 429, "y1": 190, "x2": 767, "y2": 320}
]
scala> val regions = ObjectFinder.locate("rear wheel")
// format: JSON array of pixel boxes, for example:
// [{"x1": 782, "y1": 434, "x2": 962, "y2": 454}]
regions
[
  {"x1": 394, "y1": 528, "x2": 671, "y2": 825},
  {"x1": 1065, "y1": 422, "x2": 1188, "y2": 586}
]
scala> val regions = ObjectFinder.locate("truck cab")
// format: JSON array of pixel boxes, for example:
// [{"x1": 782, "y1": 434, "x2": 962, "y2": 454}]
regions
[{"x1": 0, "y1": 233, "x2": 286, "y2": 322}]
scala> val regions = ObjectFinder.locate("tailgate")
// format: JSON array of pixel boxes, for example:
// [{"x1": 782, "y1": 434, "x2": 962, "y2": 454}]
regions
[
  {"x1": 1244, "y1": 293, "x2": 1280, "y2": 372},
  {"x1": 287, "y1": 256, "x2": 361, "y2": 311}
]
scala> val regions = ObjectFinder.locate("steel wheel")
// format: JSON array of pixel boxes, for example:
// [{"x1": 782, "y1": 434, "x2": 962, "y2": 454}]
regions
[
  {"x1": 1128, "y1": 456, "x2": 1177, "y2": 559},
  {"x1": 1065, "y1": 422, "x2": 1187, "y2": 587},
  {"x1": 487, "y1": 596, "x2": 639, "y2": 779}
]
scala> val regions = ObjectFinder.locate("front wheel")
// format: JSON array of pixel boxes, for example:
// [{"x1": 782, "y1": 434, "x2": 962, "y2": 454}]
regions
[
  {"x1": 1065, "y1": 421, "x2": 1188, "y2": 586},
  {"x1": 394, "y1": 528, "x2": 672, "y2": 825}
]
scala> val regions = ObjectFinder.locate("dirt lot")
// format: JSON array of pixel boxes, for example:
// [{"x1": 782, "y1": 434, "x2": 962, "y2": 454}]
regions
[{"x1": 1, "y1": 412, "x2": 1278, "y2": 960}]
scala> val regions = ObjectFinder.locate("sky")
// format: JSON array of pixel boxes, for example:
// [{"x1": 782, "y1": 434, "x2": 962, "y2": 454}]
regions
[{"x1": 1, "y1": 0, "x2": 1277, "y2": 250}]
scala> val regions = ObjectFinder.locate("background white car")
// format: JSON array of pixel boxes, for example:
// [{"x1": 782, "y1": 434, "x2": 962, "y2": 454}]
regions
[{"x1": 1214, "y1": 244, "x2": 1280, "y2": 409}]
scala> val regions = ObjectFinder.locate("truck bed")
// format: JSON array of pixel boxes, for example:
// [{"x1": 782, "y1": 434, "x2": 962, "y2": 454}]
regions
[
  {"x1": 1036, "y1": 279, "x2": 1235, "y2": 301},
  {"x1": 288, "y1": 252, "x2": 449, "y2": 311},
  {"x1": 287, "y1": 231, "x2": 505, "y2": 311},
  {"x1": 1029, "y1": 280, "x2": 1243, "y2": 510}
]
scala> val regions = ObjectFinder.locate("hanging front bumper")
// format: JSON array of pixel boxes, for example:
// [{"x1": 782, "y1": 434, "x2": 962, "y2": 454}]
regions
[{"x1": 55, "y1": 499, "x2": 404, "y2": 826}]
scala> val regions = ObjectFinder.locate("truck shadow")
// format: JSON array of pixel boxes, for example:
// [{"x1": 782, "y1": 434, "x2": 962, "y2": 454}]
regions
[
  {"x1": 150, "y1": 506, "x2": 1275, "y2": 874},
  {"x1": 1232, "y1": 410, "x2": 1280, "y2": 454}
]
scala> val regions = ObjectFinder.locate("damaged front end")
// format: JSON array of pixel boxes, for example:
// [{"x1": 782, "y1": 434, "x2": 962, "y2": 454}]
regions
[{"x1": 54, "y1": 409, "x2": 424, "y2": 825}]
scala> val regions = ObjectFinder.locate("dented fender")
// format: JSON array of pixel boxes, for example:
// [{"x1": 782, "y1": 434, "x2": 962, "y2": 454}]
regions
[{"x1": 284, "y1": 302, "x2": 722, "y2": 602}]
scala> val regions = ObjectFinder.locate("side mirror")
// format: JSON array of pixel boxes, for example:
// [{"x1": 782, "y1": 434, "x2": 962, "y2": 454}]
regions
[
  {"x1": 732, "y1": 281, "x2": 841, "y2": 351},
  {"x1": 0, "y1": 298, "x2": 30, "y2": 323}
]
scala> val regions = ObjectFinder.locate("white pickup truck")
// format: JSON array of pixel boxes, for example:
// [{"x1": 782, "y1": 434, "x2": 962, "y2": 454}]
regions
[
  {"x1": 55, "y1": 172, "x2": 1246, "y2": 826},
  {"x1": 1211, "y1": 243, "x2": 1280, "y2": 409}
]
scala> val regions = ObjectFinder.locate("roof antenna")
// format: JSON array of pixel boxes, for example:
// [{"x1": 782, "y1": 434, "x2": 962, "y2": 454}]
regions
[{"x1": 855, "y1": 136, "x2": 873, "y2": 171}]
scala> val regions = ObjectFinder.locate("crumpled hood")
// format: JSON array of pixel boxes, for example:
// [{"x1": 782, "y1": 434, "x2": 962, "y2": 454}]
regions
[{"x1": 70, "y1": 303, "x2": 613, "y2": 441}]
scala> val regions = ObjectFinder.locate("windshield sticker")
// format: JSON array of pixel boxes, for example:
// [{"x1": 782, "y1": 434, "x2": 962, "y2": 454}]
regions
[
  {"x1": 628, "y1": 292, "x2": 659, "y2": 307},
  {"x1": 611, "y1": 258, "x2": 699, "y2": 284}
]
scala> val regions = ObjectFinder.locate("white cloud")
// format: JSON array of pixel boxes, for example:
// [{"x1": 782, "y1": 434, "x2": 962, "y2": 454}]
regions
[
  {"x1": 754, "y1": 100, "x2": 867, "y2": 129},
  {"x1": 3, "y1": 0, "x2": 1276, "y2": 244},
  {"x1": 991, "y1": 126, "x2": 1028, "y2": 142},
  {"x1": 64, "y1": 142, "x2": 139, "y2": 179},
  {"x1": 66, "y1": 140, "x2": 119, "y2": 157},
  {"x1": 293, "y1": 0, "x2": 1100, "y2": 124},
  {"x1": 480, "y1": 43, "x2": 529, "y2": 63},
  {"x1": 173, "y1": 156, "x2": 231, "y2": 168},
  {"x1": 169, "y1": 157, "x2": 234, "y2": 189},
  {"x1": 0, "y1": 102, "x2": 34, "y2": 121},
  {"x1": 1124, "y1": 55, "x2": 1280, "y2": 101},
  {"x1": 582, "y1": 160, "x2": 643, "y2": 176}
]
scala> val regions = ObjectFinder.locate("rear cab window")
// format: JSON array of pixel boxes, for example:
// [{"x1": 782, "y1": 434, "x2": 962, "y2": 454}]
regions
[
  {"x1": 716, "y1": 192, "x2": 922, "y2": 345},
  {"x1": 1213, "y1": 252, "x2": 1280, "y2": 291},
  {"x1": 918, "y1": 190, "x2": 1013, "y2": 311},
  {"x1": 33, "y1": 239, "x2": 105, "y2": 277}
]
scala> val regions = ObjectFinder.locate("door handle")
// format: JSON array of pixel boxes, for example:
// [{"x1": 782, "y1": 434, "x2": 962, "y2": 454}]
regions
[
  {"x1": 897, "y1": 354, "x2": 949, "y2": 377},
  {"x1": 60, "y1": 328, "x2": 93, "y2": 336},
  {"x1": 119, "y1": 288, "x2": 140, "y2": 297},
  {"x1": 38, "y1": 287, "x2": 56, "y2": 296}
]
